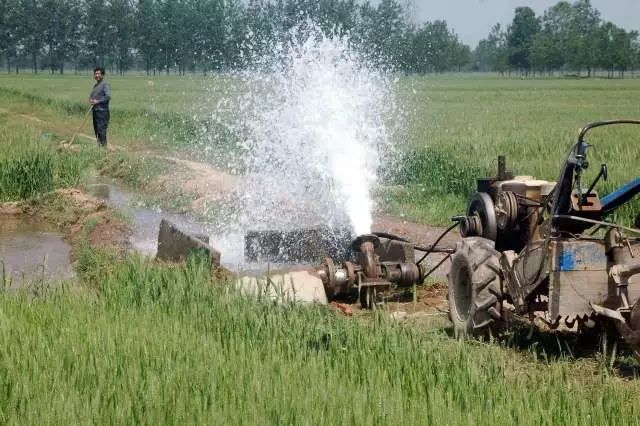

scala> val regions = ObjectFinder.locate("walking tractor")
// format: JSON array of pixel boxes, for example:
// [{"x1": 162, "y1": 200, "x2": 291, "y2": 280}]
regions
[
  {"x1": 245, "y1": 120, "x2": 640, "y2": 357},
  {"x1": 447, "y1": 120, "x2": 640, "y2": 357}
]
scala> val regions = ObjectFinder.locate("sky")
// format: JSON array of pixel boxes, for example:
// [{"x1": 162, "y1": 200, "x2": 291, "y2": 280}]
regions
[{"x1": 408, "y1": 0, "x2": 640, "y2": 47}]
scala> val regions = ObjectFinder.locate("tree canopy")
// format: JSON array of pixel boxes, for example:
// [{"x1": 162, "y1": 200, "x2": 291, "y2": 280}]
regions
[
  {"x1": 0, "y1": 0, "x2": 471, "y2": 74},
  {"x1": 475, "y1": 0, "x2": 640, "y2": 76},
  {"x1": 0, "y1": 0, "x2": 636, "y2": 76}
]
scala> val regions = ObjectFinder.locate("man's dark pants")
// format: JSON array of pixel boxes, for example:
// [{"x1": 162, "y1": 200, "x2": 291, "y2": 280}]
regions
[{"x1": 92, "y1": 109, "x2": 109, "y2": 147}]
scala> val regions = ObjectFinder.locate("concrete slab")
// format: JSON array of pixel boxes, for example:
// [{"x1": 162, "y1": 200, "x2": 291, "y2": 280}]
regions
[
  {"x1": 156, "y1": 219, "x2": 221, "y2": 267},
  {"x1": 244, "y1": 227, "x2": 352, "y2": 263},
  {"x1": 235, "y1": 269, "x2": 328, "y2": 305}
]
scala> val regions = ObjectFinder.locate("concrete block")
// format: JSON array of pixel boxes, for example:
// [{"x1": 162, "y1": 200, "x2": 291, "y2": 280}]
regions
[
  {"x1": 235, "y1": 269, "x2": 328, "y2": 305},
  {"x1": 244, "y1": 226, "x2": 352, "y2": 263},
  {"x1": 157, "y1": 218, "x2": 220, "y2": 266}
]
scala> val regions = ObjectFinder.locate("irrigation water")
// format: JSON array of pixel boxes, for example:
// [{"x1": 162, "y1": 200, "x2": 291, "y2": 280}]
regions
[
  {"x1": 0, "y1": 217, "x2": 74, "y2": 288},
  {"x1": 203, "y1": 24, "x2": 395, "y2": 243},
  {"x1": 93, "y1": 24, "x2": 399, "y2": 268}
]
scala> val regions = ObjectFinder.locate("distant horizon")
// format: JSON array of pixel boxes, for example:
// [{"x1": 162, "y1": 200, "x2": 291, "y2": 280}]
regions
[{"x1": 404, "y1": 0, "x2": 640, "y2": 48}]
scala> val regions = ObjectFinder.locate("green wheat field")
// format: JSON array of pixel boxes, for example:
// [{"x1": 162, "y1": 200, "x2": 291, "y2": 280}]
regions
[{"x1": 0, "y1": 73, "x2": 639, "y2": 423}]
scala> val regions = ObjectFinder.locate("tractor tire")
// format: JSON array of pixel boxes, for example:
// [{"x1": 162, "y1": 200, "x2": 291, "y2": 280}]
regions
[{"x1": 448, "y1": 237, "x2": 503, "y2": 338}]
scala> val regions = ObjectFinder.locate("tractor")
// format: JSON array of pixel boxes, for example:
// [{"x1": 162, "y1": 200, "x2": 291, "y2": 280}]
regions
[{"x1": 447, "y1": 120, "x2": 640, "y2": 357}]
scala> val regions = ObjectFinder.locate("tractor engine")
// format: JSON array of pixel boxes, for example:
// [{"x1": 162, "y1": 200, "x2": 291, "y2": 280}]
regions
[{"x1": 456, "y1": 156, "x2": 555, "y2": 253}]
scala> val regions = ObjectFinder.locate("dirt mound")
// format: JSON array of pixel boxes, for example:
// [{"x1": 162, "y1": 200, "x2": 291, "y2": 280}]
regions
[
  {"x1": 57, "y1": 188, "x2": 107, "y2": 211},
  {"x1": 0, "y1": 202, "x2": 21, "y2": 215},
  {"x1": 1, "y1": 189, "x2": 130, "y2": 252}
]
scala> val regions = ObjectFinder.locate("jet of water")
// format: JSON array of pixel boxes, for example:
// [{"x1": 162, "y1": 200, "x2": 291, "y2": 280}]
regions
[
  {"x1": 197, "y1": 21, "x2": 396, "y2": 245},
  {"x1": 235, "y1": 23, "x2": 394, "y2": 237}
]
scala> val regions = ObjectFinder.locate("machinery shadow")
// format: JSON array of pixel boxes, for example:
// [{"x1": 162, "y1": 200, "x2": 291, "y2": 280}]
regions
[{"x1": 442, "y1": 320, "x2": 640, "y2": 378}]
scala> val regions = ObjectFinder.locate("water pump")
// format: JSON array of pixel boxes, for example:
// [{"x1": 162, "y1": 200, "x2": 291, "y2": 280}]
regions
[{"x1": 316, "y1": 234, "x2": 423, "y2": 308}]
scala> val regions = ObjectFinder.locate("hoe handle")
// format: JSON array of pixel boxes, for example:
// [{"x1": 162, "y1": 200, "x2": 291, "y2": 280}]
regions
[{"x1": 68, "y1": 105, "x2": 93, "y2": 147}]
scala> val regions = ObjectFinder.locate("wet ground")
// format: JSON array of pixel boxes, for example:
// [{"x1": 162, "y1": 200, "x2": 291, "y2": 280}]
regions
[
  {"x1": 85, "y1": 178, "x2": 458, "y2": 278},
  {"x1": 0, "y1": 217, "x2": 74, "y2": 288},
  {"x1": 86, "y1": 178, "x2": 248, "y2": 269},
  {"x1": 0, "y1": 168, "x2": 454, "y2": 313}
]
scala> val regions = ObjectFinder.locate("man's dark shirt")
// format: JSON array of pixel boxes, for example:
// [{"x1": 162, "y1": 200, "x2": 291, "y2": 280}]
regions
[{"x1": 90, "y1": 80, "x2": 111, "y2": 111}]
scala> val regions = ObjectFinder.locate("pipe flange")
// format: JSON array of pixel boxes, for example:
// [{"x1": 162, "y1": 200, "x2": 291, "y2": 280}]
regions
[
  {"x1": 460, "y1": 214, "x2": 483, "y2": 237},
  {"x1": 495, "y1": 191, "x2": 518, "y2": 231},
  {"x1": 324, "y1": 256, "x2": 337, "y2": 295},
  {"x1": 351, "y1": 234, "x2": 381, "y2": 251}
]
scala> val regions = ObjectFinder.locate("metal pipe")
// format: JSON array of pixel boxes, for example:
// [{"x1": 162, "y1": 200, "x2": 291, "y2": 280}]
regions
[
  {"x1": 578, "y1": 119, "x2": 640, "y2": 144},
  {"x1": 360, "y1": 241, "x2": 378, "y2": 280},
  {"x1": 553, "y1": 215, "x2": 640, "y2": 235}
]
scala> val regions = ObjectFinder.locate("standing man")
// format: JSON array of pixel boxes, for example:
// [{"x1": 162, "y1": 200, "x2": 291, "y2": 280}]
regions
[{"x1": 89, "y1": 66, "x2": 111, "y2": 147}]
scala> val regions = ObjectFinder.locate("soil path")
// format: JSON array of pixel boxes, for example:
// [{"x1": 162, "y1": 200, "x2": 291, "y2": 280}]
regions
[{"x1": 154, "y1": 155, "x2": 241, "y2": 203}]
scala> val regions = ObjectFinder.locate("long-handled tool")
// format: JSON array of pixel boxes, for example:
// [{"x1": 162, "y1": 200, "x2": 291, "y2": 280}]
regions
[{"x1": 59, "y1": 105, "x2": 93, "y2": 149}]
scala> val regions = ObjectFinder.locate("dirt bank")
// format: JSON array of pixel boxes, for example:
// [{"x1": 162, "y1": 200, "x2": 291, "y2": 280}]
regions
[{"x1": 1, "y1": 188, "x2": 130, "y2": 253}]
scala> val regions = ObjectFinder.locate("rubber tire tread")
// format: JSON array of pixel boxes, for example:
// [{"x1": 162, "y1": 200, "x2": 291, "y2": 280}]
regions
[{"x1": 448, "y1": 237, "x2": 503, "y2": 337}]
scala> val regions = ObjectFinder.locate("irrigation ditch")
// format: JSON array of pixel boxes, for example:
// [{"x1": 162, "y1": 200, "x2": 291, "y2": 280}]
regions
[{"x1": 0, "y1": 162, "x2": 454, "y2": 321}]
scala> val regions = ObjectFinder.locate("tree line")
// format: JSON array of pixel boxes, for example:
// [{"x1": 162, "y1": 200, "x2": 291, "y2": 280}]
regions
[
  {"x1": 0, "y1": 0, "x2": 637, "y2": 76},
  {"x1": 0, "y1": 0, "x2": 470, "y2": 75},
  {"x1": 475, "y1": 0, "x2": 640, "y2": 76}
]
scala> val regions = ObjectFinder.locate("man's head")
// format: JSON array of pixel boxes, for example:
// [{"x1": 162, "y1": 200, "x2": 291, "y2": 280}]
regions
[{"x1": 94, "y1": 66, "x2": 105, "y2": 82}]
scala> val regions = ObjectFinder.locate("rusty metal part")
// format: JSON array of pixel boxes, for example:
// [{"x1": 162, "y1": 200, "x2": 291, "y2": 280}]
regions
[
  {"x1": 495, "y1": 191, "x2": 519, "y2": 231},
  {"x1": 503, "y1": 241, "x2": 548, "y2": 311},
  {"x1": 626, "y1": 239, "x2": 636, "y2": 258},
  {"x1": 610, "y1": 260, "x2": 640, "y2": 309},
  {"x1": 570, "y1": 191, "x2": 602, "y2": 213},
  {"x1": 591, "y1": 302, "x2": 640, "y2": 358},
  {"x1": 553, "y1": 215, "x2": 640, "y2": 235},
  {"x1": 381, "y1": 262, "x2": 421, "y2": 287},
  {"x1": 549, "y1": 239, "x2": 608, "y2": 320},
  {"x1": 413, "y1": 244, "x2": 456, "y2": 254},
  {"x1": 318, "y1": 256, "x2": 336, "y2": 296},
  {"x1": 465, "y1": 193, "x2": 497, "y2": 241},
  {"x1": 317, "y1": 234, "x2": 427, "y2": 307},
  {"x1": 352, "y1": 234, "x2": 380, "y2": 281},
  {"x1": 459, "y1": 214, "x2": 482, "y2": 237},
  {"x1": 610, "y1": 261, "x2": 640, "y2": 285},
  {"x1": 351, "y1": 234, "x2": 381, "y2": 251}
]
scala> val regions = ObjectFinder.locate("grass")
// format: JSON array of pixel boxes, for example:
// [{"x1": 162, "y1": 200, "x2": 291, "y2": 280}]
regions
[
  {"x1": 0, "y1": 125, "x2": 53, "y2": 200},
  {"x1": 1, "y1": 73, "x2": 639, "y2": 225},
  {"x1": 0, "y1": 114, "x2": 104, "y2": 201},
  {"x1": 0, "y1": 75, "x2": 246, "y2": 168},
  {"x1": 0, "y1": 252, "x2": 638, "y2": 424},
  {"x1": 390, "y1": 75, "x2": 640, "y2": 225},
  {"x1": 1, "y1": 74, "x2": 640, "y2": 422}
]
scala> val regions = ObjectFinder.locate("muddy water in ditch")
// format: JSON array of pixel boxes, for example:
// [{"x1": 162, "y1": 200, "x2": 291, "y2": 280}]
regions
[
  {"x1": 0, "y1": 217, "x2": 74, "y2": 288},
  {"x1": 86, "y1": 178, "x2": 247, "y2": 269}
]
